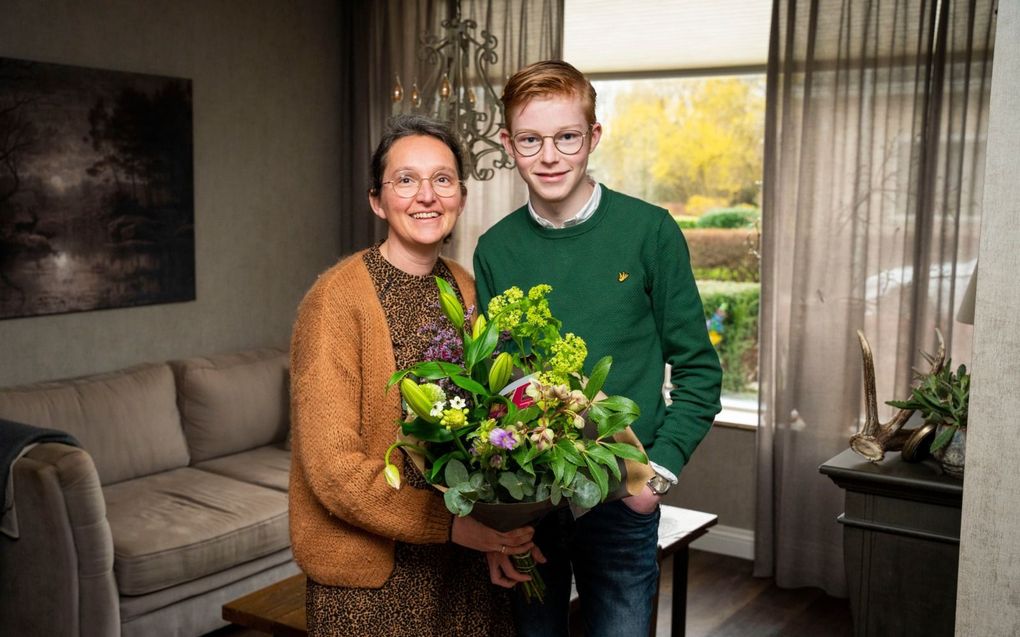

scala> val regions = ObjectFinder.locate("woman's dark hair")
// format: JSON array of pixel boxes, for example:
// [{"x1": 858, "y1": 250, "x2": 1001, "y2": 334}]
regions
[{"x1": 369, "y1": 114, "x2": 466, "y2": 195}]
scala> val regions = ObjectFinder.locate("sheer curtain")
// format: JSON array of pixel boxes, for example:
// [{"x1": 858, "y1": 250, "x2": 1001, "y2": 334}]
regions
[
  {"x1": 755, "y1": 0, "x2": 995, "y2": 595},
  {"x1": 443, "y1": 0, "x2": 563, "y2": 271},
  {"x1": 338, "y1": 0, "x2": 563, "y2": 263}
]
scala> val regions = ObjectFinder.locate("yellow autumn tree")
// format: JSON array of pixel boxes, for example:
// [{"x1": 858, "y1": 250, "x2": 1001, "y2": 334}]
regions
[{"x1": 590, "y1": 76, "x2": 765, "y2": 212}]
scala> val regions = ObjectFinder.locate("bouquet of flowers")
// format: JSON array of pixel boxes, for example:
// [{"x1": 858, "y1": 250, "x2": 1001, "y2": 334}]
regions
[{"x1": 383, "y1": 278, "x2": 651, "y2": 601}]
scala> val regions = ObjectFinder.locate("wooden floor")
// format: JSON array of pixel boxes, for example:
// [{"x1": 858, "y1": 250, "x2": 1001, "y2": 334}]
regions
[{"x1": 209, "y1": 550, "x2": 851, "y2": 637}]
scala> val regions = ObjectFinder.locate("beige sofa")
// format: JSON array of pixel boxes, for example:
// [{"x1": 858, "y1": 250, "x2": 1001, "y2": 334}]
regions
[{"x1": 0, "y1": 348, "x2": 299, "y2": 637}]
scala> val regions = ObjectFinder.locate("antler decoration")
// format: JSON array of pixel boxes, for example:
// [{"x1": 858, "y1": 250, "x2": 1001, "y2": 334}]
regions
[{"x1": 850, "y1": 328, "x2": 946, "y2": 462}]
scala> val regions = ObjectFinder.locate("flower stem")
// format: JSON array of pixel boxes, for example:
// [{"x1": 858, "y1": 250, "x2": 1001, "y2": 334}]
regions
[{"x1": 511, "y1": 551, "x2": 545, "y2": 604}]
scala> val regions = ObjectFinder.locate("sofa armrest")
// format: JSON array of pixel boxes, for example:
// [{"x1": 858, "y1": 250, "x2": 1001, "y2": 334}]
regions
[{"x1": 0, "y1": 443, "x2": 119, "y2": 637}]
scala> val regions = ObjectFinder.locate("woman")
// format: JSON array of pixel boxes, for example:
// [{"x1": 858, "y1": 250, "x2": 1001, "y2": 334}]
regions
[{"x1": 289, "y1": 115, "x2": 531, "y2": 636}]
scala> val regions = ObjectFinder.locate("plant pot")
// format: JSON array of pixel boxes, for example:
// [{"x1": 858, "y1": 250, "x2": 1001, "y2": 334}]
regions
[{"x1": 932, "y1": 424, "x2": 966, "y2": 478}]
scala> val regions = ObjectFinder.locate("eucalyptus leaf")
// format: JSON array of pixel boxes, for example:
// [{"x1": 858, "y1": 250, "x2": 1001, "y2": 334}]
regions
[
  {"x1": 570, "y1": 473, "x2": 600, "y2": 509},
  {"x1": 550, "y1": 481, "x2": 562, "y2": 506},
  {"x1": 444, "y1": 485, "x2": 475, "y2": 516},
  {"x1": 444, "y1": 459, "x2": 469, "y2": 487},
  {"x1": 499, "y1": 471, "x2": 525, "y2": 500}
]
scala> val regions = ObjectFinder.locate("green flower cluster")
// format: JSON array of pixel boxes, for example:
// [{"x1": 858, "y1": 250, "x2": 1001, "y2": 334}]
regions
[
  {"x1": 487, "y1": 286, "x2": 525, "y2": 331},
  {"x1": 540, "y1": 333, "x2": 587, "y2": 386}
]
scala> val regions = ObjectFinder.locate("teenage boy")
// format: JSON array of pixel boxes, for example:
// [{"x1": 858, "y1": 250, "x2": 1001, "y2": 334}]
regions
[{"x1": 473, "y1": 60, "x2": 723, "y2": 636}]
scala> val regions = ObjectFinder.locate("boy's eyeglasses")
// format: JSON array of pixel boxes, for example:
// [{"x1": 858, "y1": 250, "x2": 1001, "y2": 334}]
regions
[
  {"x1": 511, "y1": 127, "x2": 592, "y2": 157},
  {"x1": 381, "y1": 172, "x2": 461, "y2": 198}
]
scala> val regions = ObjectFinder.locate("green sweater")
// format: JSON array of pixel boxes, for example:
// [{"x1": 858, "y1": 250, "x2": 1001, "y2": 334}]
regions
[{"x1": 473, "y1": 186, "x2": 722, "y2": 475}]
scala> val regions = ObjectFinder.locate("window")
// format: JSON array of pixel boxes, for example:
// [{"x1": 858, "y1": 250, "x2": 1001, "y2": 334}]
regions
[
  {"x1": 587, "y1": 75, "x2": 765, "y2": 425},
  {"x1": 565, "y1": 0, "x2": 771, "y2": 426}
]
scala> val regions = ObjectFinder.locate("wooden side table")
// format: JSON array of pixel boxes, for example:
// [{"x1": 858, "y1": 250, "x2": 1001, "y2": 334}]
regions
[
  {"x1": 820, "y1": 448, "x2": 962, "y2": 637},
  {"x1": 223, "y1": 505, "x2": 716, "y2": 637}
]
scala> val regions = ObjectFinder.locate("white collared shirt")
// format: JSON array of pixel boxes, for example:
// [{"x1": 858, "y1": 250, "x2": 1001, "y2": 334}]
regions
[{"x1": 527, "y1": 181, "x2": 602, "y2": 229}]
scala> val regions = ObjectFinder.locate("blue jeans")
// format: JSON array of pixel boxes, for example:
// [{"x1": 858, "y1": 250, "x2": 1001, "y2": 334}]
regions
[{"x1": 512, "y1": 500, "x2": 661, "y2": 637}]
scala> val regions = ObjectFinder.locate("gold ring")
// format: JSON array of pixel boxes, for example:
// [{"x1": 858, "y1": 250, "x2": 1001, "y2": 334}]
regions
[{"x1": 500, "y1": 544, "x2": 506, "y2": 554}]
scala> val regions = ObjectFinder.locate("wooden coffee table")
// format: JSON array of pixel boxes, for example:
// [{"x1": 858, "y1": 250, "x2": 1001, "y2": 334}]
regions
[
  {"x1": 222, "y1": 573, "x2": 306, "y2": 636},
  {"x1": 223, "y1": 505, "x2": 716, "y2": 637}
]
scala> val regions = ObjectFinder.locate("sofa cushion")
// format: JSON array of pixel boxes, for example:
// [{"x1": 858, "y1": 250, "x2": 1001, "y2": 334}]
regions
[
  {"x1": 171, "y1": 349, "x2": 289, "y2": 462},
  {"x1": 193, "y1": 445, "x2": 291, "y2": 492},
  {"x1": 103, "y1": 467, "x2": 289, "y2": 595},
  {"x1": 0, "y1": 364, "x2": 188, "y2": 485}
]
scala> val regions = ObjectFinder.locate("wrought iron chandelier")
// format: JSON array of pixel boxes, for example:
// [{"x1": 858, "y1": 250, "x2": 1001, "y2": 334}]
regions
[{"x1": 390, "y1": 4, "x2": 512, "y2": 181}]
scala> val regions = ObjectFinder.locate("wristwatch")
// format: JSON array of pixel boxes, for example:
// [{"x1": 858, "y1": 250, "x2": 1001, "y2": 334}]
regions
[
  {"x1": 647, "y1": 473, "x2": 673, "y2": 496},
  {"x1": 647, "y1": 461, "x2": 679, "y2": 496}
]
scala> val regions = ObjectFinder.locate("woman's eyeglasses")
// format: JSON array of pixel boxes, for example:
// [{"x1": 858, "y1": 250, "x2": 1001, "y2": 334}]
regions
[{"x1": 381, "y1": 172, "x2": 462, "y2": 198}]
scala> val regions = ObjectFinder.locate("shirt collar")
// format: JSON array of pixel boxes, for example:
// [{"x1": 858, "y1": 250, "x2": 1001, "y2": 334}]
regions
[{"x1": 527, "y1": 181, "x2": 602, "y2": 229}]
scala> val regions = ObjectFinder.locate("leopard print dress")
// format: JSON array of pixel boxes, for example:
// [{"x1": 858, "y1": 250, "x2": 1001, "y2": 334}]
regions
[{"x1": 305, "y1": 245, "x2": 515, "y2": 637}]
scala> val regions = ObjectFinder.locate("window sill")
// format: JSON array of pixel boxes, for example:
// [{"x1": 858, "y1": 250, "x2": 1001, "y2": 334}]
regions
[{"x1": 714, "y1": 400, "x2": 758, "y2": 430}]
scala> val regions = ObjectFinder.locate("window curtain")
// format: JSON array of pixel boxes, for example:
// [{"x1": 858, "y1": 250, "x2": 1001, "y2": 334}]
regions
[
  {"x1": 755, "y1": 0, "x2": 995, "y2": 596},
  {"x1": 338, "y1": 0, "x2": 563, "y2": 262},
  {"x1": 443, "y1": 0, "x2": 563, "y2": 271}
]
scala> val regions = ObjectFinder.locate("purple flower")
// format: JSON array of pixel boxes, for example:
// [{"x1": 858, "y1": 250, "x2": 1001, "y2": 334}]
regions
[{"x1": 489, "y1": 428, "x2": 518, "y2": 451}]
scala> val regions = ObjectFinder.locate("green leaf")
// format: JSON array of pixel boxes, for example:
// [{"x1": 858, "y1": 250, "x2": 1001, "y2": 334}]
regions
[
  {"x1": 506, "y1": 406, "x2": 540, "y2": 426},
  {"x1": 570, "y1": 473, "x2": 601, "y2": 509},
  {"x1": 498, "y1": 471, "x2": 525, "y2": 500},
  {"x1": 551, "y1": 453, "x2": 566, "y2": 486},
  {"x1": 402, "y1": 419, "x2": 454, "y2": 443},
  {"x1": 602, "y1": 441, "x2": 648, "y2": 463},
  {"x1": 587, "y1": 445, "x2": 622, "y2": 481},
  {"x1": 466, "y1": 319, "x2": 503, "y2": 371},
  {"x1": 584, "y1": 455, "x2": 609, "y2": 501},
  {"x1": 535, "y1": 479, "x2": 552, "y2": 501},
  {"x1": 407, "y1": 361, "x2": 466, "y2": 380},
  {"x1": 450, "y1": 374, "x2": 488, "y2": 396},
  {"x1": 584, "y1": 356, "x2": 613, "y2": 401},
  {"x1": 428, "y1": 450, "x2": 464, "y2": 482},
  {"x1": 930, "y1": 424, "x2": 959, "y2": 452},
  {"x1": 444, "y1": 459, "x2": 469, "y2": 487},
  {"x1": 444, "y1": 484, "x2": 475, "y2": 516},
  {"x1": 517, "y1": 470, "x2": 536, "y2": 496},
  {"x1": 562, "y1": 461, "x2": 578, "y2": 488},
  {"x1": 556, "y1": 439, "x2": 585, "y2": 466},
  {"x1": 386, "y1": 368, "x2": 412, "y2": 391},
  {"x1": 550, "y1": 481, "x2": 562, "y2": 505},
  {"x1": 597, "y1": 411, "x2": 635, "y2": 439},
  {"x1": 597, "y1": 395, "x2": 641, "y2": 417}
]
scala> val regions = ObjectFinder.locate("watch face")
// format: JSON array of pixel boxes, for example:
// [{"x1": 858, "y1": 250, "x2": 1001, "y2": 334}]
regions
[{"x1": 649, "y1": 475, "x2": 670, "y2": 495}]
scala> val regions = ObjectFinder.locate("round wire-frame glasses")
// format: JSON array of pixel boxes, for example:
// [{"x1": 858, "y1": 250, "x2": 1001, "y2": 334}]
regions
[
  {"x1": 511, "y1": 127, "x2": 593, "y2": 157},
  {"x1": 381, "y1": 172, "x2": 462, "y2": 198}
]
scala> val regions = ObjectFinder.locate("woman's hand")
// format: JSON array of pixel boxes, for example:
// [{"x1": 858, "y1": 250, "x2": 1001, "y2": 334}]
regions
[
  {"x1": 450, "y1": 515, "x2": 535, "y2": 554},
  {"x1": 485, "y1": 544, "x2": 547, "y2": 588}
]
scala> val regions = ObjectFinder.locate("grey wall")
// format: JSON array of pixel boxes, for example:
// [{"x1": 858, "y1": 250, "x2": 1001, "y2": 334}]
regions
[
  {"x1": 956, "y1": 1, "x2": 1020, "y2": 633},
  {"x1": 665, "y1": 424, "x2": 756, "y2": 530},
  {"x1": 0, "y1": 0, "x2": 342, "y2": 387}
]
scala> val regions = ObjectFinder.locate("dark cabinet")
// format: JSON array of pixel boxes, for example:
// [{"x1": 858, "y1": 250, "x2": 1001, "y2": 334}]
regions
[{"x1": 820, "y1": 449, "x2": 962, "y2": 637}]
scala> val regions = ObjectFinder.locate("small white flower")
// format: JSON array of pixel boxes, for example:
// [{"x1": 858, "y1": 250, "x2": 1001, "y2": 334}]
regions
[
  {"x1": 449, "y1": 396, "x2": 467, "y2": 410},
  {"x1": 430, "y1": 401, "x2": 445, "y2": 418}
]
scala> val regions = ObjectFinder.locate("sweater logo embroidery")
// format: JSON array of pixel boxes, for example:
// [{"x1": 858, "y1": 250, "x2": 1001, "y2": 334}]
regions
[{"x1": 618, "y1": 272, "x2": 630, "y2": 282}]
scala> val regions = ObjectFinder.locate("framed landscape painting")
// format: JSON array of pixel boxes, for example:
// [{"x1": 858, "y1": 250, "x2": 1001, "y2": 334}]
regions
[{"x1": 0, "y1": 57, "x2": 194, "y2": 320}]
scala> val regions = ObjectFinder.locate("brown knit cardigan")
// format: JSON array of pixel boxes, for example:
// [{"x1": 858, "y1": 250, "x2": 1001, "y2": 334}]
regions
[{"x1": 288, "y1": 249, "x2": 477, "y2": 588}]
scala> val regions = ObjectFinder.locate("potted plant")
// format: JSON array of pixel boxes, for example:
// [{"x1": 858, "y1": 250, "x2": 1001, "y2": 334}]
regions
[{"x1": 887, "y1": 359, "x2": 970, "y2": 477}]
